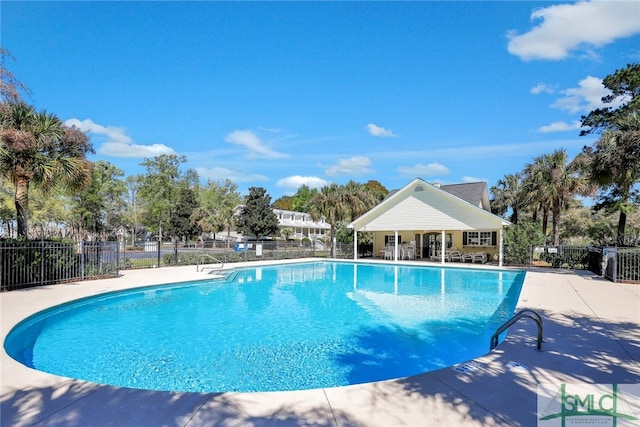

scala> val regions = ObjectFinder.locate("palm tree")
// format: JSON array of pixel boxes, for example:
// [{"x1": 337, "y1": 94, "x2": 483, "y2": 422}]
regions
[
  {"x1": 342, "y1": 180, "x2": 380, "y2": 219},
  {"x1": 309, "y1": 182, "x2": 381, "y2": 257},
  {"x1": 0, "y1": 102, "x2": 94, "y2": 238},
  {"x1": 309, "y1": 183, "x2": 349, "y2": 257},
  {"x1": 490, "y1": 173, "x2": 523, "y2": 224},
  {"x1": 523, "y1": 149, "x2": 593, "y2": 245},
  {"x1": 521, "y1": 164, "x2": 552, "y2": 235}
]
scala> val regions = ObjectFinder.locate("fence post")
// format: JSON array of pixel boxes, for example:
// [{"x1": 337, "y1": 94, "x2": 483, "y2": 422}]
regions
[
  {"x1": 80, "y1": 240, "x2": 85, "y2": 280},
  {"x1": 40, "y1": 239, "x2": 45, "y2": 286},
  {"x1": 174, "y1": 239, "x2": 178, "y2": 265},
  {"x1": 117, "y1": 241, "x2": 121, "y2": 272},
  {"x1": 157, "y1": 237, "x2": 161, "y2": 268}
]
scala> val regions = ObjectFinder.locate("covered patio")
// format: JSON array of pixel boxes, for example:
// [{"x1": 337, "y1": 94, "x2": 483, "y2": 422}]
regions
[{"x1": 348, "y1": 178, "x2": 511, "y2": 267}]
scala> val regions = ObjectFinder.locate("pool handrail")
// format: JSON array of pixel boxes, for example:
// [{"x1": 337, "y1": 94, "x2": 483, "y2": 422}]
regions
[
  {"x1": 490, "y1": 309, "x2": 543, "y2": 351},
  {"x1": 196, "y1": 253, "x2": 225, "y2": 272}
]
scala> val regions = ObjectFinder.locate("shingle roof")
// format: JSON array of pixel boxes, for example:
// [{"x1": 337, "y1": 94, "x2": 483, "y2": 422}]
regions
[
  {"x1": 385, "y1": 181, "x2": 489, "y2": 211},
  {"x1": 439, "y1": 182, "x2": 487, "y2": 208}
]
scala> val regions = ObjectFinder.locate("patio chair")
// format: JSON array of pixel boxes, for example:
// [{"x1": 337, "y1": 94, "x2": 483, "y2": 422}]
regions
[
  {"x1": 464, "y1": 252, "x2": 487, "y2": 264},
  {"x1": 449, "y1": 250, "x2": 464, "y2": 262}
]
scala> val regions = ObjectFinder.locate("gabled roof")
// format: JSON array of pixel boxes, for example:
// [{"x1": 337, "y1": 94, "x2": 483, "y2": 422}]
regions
[
  {"x1": 385, "y1": 181, "x2": 491, "y2": 211},
  {"x1": 348, "y1": 178, "x2": 509, "y2": 232}
]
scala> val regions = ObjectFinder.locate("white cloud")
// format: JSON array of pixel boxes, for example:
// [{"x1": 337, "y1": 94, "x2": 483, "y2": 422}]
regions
[
  {"x1": 324, "y1": 156, "x2": 374, "y2": 176},
  {"x1": 537, "y1": 120, "x2": 583, "y2": 133},
  {"x1": 276, "y1": 176, "x2": 330, "y2": 191},
  {"x1": 551, "y1": 76, "x2": 608, "y2": 113},
  {"x1": 530, "y1": 83, "x2": 555, "y2": 95},
  {"x1": 366, "y1": 123, "x2": 397, "y2": 138},
  {"x1": 195, "y1": 166, "x2": 268, "y2": 183},
  {"x1": 507, "y1": 0, "x2": 640, "y2": 61},
  {"x1": 65, "y1": 118, "x2": 175, "y2": 158},
  {"x1": 65, "y1": 118, "x2": 131, "y2": 144},
  {"x1": 398, "y1": 162, "x2": 450, "y2": 177},
  {"x1": 225, "y1": 129, "x2": 289, "y2": 159}
]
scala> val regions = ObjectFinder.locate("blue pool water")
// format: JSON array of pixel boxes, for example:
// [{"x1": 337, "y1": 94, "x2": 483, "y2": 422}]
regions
[{"x1": 5, "y1": 261, "x2": 525, "y2": 393}]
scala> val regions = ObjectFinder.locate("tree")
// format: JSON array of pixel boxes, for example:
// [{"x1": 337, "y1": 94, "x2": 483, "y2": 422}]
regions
[
  {"x1": 579, "y1": 63, "x2": 639, "y2": 243},
  {"x1": 363, "y1": 179, "x2": 389, "y2": 202},
  {"x1": 503, "y1": 219, "x2": 546, "y2": 266},
  {"x1": 0, "y1": 178, "x2": 15, "y2": 237},
  {"x1": 124, "y1": 175, "x2": 143, "y2": 244},
  {"x1": 280, "y1": 227, "x2": 294, "y2": 240},
  {"x1": 309, "y1": 183, "x2": 349, "y2": 257},
  {"x1": 193, "y1": 179, "x2": 243, "y2": 244},
  {"x1": 522, "y1": 149, "x2": 593, "y2": 245},
  {"x1": 137, "y1": 154, "x2": 197, "y2": 240},
  {"x1": 69, "y1": 160, "x2": 127, "y2": 240},
  {"x1": 583, "y1": 113, "x2": 639, "y2": 242},
  {"x1": 343, "y1": 180, "x2": 379, "y2": 220},
  {"x1": 272, "y1": 184, "x2": 319, "y2": 212},
  {"x1": 271, "y1": 195, "x2": 294, "y2": 210},
  {"x1": 307, "y1": 181, "x2": 383, "y2": 256},
  {"x1": 0, "y1": 48, "x2": 30, "y2": 103},
  {"x1": 291, "y1": 185, "x2": 318, "y2": 212},
  {"x1": 28, "y1": 188, "x2": 68, "y2": 239},
  {"x1": 236, "y1": 187, "x2": 279, "y2": 239},
  {"x1": 490, "y1": 173, "x2": 523, "y2": 224},
  {"x1": 0, "y1": 102, "x2": 93, "y2": 238},
  {"x1": 580, "y1": 63, "x2": 640, "y2": 136},
  {"x1": 167, "y1": 187, "x2": 200, "y2": 241},
  {"x1": 559, "y1": 203, "x2": 593, "y2": 245}
]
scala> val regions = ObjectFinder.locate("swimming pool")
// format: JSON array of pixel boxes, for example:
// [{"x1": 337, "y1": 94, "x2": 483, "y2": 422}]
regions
[{"x1": 5, "y1": 261, "x2": 525, "y2": 393}]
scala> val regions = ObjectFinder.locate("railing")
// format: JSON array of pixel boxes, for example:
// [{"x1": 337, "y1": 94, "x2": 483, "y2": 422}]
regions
[
  {"x1": 196, "y1": 253, "x2": 224, "y2": 272},
  {"x1": 530, "y1": 245, "x2": 591, "y2": 269},
  {"x1": 490, "y1": 309, "x2": 543, "y2": 351},
  {"x1": 528, "y1": 245, "x2": 639, "y2": 283},
  {"x1": 616, "y1": 248, "x2": 640, "y2": 283},
  {"x1": 1, "y1": 240, "x2": 119, "y2": 291},
  {"x1": 119, "y1": 240, "x2": 354, "y2": 270}
]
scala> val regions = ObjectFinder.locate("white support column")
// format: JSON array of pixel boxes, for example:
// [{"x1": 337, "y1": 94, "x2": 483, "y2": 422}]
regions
[
  {"x1": 441, "y1": 229, "x2": 446, "y2": 264},
  {"x1": 499, "y1": 228, "x2": 504, "y2": 267},
  {"x1": 394, "y1": 230, "x2": 399, "y2": 261},
  {"x1": 353, "y1": 229, "x2": 358, "y2": 261}
]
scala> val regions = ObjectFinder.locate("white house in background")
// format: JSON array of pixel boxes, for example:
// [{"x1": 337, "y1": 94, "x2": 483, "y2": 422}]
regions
[
  {"x1": 272, "y1": 208, "x2": 330, "y2": 240},
  {"x1": 348, "y1": 178, "x2": 511, "y2": 266},
  {"x1": 228, "y1": 206, "x2": 330, "y2": 241}
]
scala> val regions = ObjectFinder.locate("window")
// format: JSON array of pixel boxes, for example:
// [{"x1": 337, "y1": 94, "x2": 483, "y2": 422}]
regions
[
  {"x1": 463, "y1": 231, "x2": 497, "y2": 247},
  {"x1": 384, "y1": 235, "x2": 401, "y2": 245}
]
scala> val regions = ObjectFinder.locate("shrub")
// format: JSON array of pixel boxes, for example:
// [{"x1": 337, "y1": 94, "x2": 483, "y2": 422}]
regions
[{"x1": 504, "y1": 220, "x2": 546, "y2": 266}]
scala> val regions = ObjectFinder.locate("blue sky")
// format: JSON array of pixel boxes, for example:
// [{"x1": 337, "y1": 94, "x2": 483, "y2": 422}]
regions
[{"x1": 3, "y1": 1, "x2": 640, "y2": 200}]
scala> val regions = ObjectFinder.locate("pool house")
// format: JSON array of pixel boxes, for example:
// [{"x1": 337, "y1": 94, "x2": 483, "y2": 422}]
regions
[{"x1": 348, "y1": 178, "x2": 511, "y2": 266}]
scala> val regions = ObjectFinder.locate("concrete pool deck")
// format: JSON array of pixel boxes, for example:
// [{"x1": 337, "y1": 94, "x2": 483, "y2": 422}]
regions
[{"x1": 2, "y1": 259, "x2": 639, "y2": 426}]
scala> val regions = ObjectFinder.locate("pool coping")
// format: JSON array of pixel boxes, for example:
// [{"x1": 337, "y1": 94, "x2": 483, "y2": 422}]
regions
[{"x1": 2, "y1": 258, "x2": 640, "y2": 426}]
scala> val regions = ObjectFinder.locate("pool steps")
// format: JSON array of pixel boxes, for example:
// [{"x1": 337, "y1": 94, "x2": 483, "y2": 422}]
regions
[{"x1": 207, "y1": 269, "x2": 239, "y2": 282}]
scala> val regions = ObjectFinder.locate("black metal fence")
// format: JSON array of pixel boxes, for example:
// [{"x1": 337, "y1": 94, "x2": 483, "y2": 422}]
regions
[
  {"x1": 596, "y1": 246, "x2": 640, "y2": 283},
  {"x1": 530, "y1": 245, "x2": 640, "y2": 283},
  {"x1": 5, "y1": 239, "x2": 637, "y2": 290},
  {"x1": 530, "y1": 245, "x2": 591, "y2": 269},
  {"x1": 1, "y1": 240, "x2": 120, "y2": 291},
  {"x1": 120, "y1": 240, "x2": 354, "y2": 270},
  {"x1": 0, "y1": 239, "x2": 357, "y2": 291}
]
